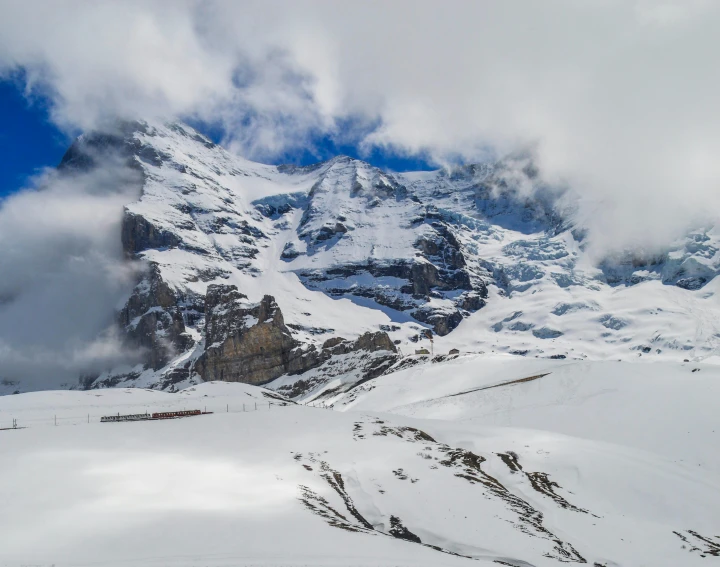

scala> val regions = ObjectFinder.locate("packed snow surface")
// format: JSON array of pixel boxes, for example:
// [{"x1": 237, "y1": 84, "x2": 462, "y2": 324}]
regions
[{"x1": 1, "y1": 360, "x2": 719, "y2": 567}]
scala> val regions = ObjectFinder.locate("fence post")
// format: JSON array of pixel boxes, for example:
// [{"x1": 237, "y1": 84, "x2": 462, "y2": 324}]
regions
[
  {"x1": 243, "y1": 403, "x2": 245, "y2": 412},
  {"x1": 269, "y1": 402, "x2": 271, "y2": 410},
  {"x1": 87, "y1": 414, "x2": 90, "y2": 424},
  {"x1": 227, "y1": 404, "x2": 229, "y2": 413},
  {"x1": 54, "y1": 415, "x2": 57, "y2": 426},
  {"x1": 255, "y1": 402, "x2": 257, "y2": 411}
]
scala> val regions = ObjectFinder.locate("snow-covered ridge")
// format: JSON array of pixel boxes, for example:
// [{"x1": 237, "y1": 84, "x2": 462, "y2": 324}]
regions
[{"x1": 3, "y1": 118, "x2": 720, "y2": 394}]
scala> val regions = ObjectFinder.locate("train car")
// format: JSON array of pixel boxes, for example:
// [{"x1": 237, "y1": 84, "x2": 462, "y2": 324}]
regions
[
  {"x1": 151, "y1": 410, "x2": 202, "y2": 419},
  {"x1": 100, "y1": 413, "x2": 151, "y2": 423}
]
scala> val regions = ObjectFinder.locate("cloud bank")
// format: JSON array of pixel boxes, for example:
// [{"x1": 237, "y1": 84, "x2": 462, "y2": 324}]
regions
[
  {"x1": 1, "y1": 1, "x2": 719, "y2": 253},
  {"x1": 0, "y1": 163, "x2": 143, "y2": 389}
]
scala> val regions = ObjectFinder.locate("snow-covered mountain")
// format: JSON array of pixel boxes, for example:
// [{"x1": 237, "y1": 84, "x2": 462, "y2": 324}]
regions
[
  {"x1": 2, "y1": 120, "x2": 720, "y2": 567},
  {"x1": 4, "y1": 119, "x2": 720, "y2": 396}
]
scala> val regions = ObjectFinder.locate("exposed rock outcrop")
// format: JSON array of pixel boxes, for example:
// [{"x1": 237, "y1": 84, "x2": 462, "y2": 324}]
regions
[
  {"x1": 195, "y1": 285, "x2": 308, "y2": 384},
  {"x1": 412, "y1": 308, "x2": 464, "y2": 337},
  {"x1": 283, "y1": 156, "x2": 487, "y2": 336},
  {"x1": 268, "y1": 332, "x2": 400, "y2": 401},
  {"x1": 335, "y1": 331, "x2": 396, "y2": 354},
  {"x1": 195, "y1": 284, "x2": 397, "y2": 386},
  {"x1": 300, "y1": 248, "x2": 486, "y2": 336},
  {"x1": 122, "y1": 211, "x2": 183, "y2": 255},
  {"x1": 118, "y1": 263, "x2": 196, "y2": 370},
  {"x1": 58, "y1": 120, "x2": 168, "y2": 174}
]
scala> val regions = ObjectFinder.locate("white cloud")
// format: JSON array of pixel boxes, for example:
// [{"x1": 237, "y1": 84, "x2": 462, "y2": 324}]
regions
[
  {"x1": 0, "y1": 163, "x2": 144, "y2": 387},
  {"x1": 634, "y1": 0, "x2": 712, "y2": 26},
  {"x1": 0, "y1": 0, "x2": 719, "y2": 252}
]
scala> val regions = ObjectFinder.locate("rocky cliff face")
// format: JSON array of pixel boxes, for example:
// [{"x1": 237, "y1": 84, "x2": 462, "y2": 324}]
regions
[
  {"x1": 598, "y1": 232, "x2": 720, "y2": 290},
  {"x1": 195, "y1": 284, "x2": 397, "y2": 387},
  {"x1": 273, "y1": 156, "x2": 488, "y2": 336},
  {"x1": 82, "y1": 122, "x2": 493, "y2": 392},
  {"x1": 119, "y1": 263, "x2": 196, "y2": 370},
  {"x1": 196, "y1": 285, "x2": 307, "y2": 384}
]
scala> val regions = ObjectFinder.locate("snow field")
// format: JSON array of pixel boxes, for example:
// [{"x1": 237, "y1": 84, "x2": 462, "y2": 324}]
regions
[{"x1": 1, "y1": 361, "x2": 719, "y2": 566}]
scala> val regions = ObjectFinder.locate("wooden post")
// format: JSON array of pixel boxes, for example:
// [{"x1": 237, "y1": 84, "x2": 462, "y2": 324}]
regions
[
  {"x1": 54, "y1": 415, "x2": 57, "y2": 426},
  {"x1": 255, "y1": 402, "x2": 257, "y2": 411}
]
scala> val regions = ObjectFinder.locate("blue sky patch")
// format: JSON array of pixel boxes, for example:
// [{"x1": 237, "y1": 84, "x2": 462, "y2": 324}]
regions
[{"x1": 0, "y1": 80, "x2": 436, "y2": 199}]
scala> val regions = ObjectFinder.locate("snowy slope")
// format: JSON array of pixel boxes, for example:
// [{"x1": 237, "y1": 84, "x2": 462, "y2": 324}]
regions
[
  {"x1": 3, "y1": 120, "x2": 720, "y2": 567},
  {"x1": 395, "y1": 164, "x2": 720, "y2": 363},
  {"x1": 125, "y1": 122, "x2": 720, "y2": 366},
  {"x1": 1, "y1": 371, "x2": 719, "y2": 567},
  {"x1": 120, "y1": 123, "x2": 392, "y2": 339},
  {"x1": 334, "y1": 355, "x2": 720, "y2": 474}
]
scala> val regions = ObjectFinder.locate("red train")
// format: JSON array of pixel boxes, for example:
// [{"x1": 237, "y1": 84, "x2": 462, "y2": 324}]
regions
[
  {"x1": 151, "y1": 410, "x2": 202, "y2": 419},
  {"x1": 101, "y1": 409, "x2": 204, "y2": 423}
]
